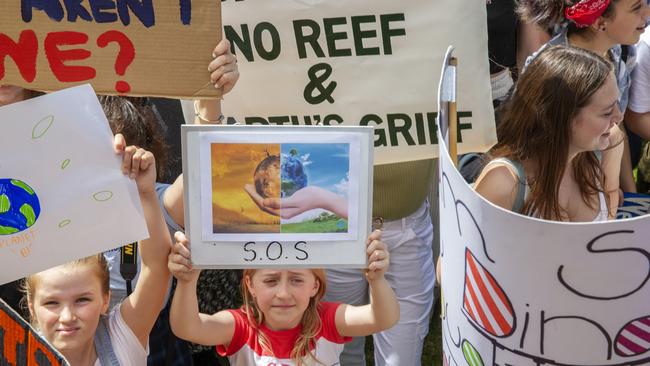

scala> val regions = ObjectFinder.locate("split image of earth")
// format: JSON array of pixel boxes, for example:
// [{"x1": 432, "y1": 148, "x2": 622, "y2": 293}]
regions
[{"x1": 210, "y1": 143, "x2": 350, "y2": 234}]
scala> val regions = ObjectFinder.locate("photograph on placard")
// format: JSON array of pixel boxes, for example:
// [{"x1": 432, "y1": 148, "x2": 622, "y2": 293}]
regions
[
  {"x1": 278, "y1": 143, "x2": 350, "y2": 234},
  {"x1": 209, "y1": 142, "x2": 351, "y2": 235},
  {"x1": 210, "y1": 143, "x2": 281, "y2": 234}
]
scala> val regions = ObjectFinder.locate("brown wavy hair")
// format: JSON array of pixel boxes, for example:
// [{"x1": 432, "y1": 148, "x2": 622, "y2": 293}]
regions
[
  {"x1": 489, "y1": 45, "x2": 616, "y2": 220},
  {"x1": 98, "y1": 96, "x2": 170, "y2": 180},
  {"x1": 241, "y1": 269, "x2": 328, "y2": 366},
  {"x1": 518, "y1": 0, "x2": 619, "y2": 34}
]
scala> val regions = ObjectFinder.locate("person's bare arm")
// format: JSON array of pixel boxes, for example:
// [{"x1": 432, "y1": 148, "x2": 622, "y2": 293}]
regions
[
  {"x1": 193, "y1": 39, "x2": 239, "y2": 125},
  {"x1": 113, "y1": 134, "x2": 172, "y2": 347},
  {"x1": 474, "y1": 165, "x2": 521, "y2": 211},
  {"x1": 516, "y1": 20, "x2": 550, "y2": 73},
  {"x1": 618, "y1": 123, "x2": 637, "y2": 193},
  {"x1": 335, "y1": 231, "x2": 399, "y2": 337},
  {"x1": 169, "y1": 232, "x2": 237, "y2": 346},
  {"x1": 602, "y1": 126, "x2": 626, "y2": 217}
]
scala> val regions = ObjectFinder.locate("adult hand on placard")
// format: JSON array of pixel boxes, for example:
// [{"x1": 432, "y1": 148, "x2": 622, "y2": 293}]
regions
[{"x1": 209, "y1": 39, "x2": 239, "y2": 94}]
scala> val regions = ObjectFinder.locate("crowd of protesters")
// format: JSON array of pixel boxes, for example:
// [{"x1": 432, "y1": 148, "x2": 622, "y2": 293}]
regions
[{"x1": 1, "y1": 0, "x2": 650, "y2": 365}]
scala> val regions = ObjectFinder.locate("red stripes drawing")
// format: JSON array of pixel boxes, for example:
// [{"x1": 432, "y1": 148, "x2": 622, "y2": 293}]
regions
[
  {"x1": 615, "y1": 316, "x2": 650, "y2": 357},
  {"x1": 462, "y1": 248, "x2": 515, "y2": 337}
]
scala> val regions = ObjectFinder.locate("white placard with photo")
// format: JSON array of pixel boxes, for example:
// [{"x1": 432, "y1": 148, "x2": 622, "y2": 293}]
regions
[{"x1": 182, "y1": 125, "x2": 373, "y2": 268}]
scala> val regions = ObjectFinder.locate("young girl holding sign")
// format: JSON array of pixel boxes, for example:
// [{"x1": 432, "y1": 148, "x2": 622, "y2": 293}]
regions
[
  {"x1": 168, "y1": 230, "x2": 399, "y2": 366},
  {"x1": 23, "y1": 135, "x2": 171, "y2": 365}
]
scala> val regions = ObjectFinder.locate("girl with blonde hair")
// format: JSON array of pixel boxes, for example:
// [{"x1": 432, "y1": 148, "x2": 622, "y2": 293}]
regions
[{"x1": 168, "y1": 230, "x2": 399, "y2": 366}]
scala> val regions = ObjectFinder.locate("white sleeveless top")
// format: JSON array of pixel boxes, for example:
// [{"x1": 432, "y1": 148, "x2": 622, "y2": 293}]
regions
[{"x1": 484, "y1": 158, "x2": 609, "y2": 222}]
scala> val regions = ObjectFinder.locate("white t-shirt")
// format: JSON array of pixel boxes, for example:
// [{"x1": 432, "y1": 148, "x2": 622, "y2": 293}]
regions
[
  {"x1": 93, "y1": 304, "x2": 149, "y2": 366},
  {"x1": 628, "y1": 29, "x2": 650, "y2": 113}
]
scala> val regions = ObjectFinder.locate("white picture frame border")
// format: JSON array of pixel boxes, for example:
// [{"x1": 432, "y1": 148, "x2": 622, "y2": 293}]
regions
[{"x1": 182, "y1": 125, "x2": 373, "y2": 268}]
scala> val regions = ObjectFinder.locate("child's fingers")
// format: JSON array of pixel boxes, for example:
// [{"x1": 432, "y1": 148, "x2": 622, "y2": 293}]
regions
[
  {"x1": 173, "y1": 242, "x2": 192, "y2": 260},
  {"x1": 174, "y1": 231, "x2": 188, "y2": 245},
  {"x1": 113, "y1": 133, "x2": 126, "y2": 154},
  {"x1": 130, "y1": 148, "x2": 145, "y2": 178},
  {"x1": 366, "y1": 229, "x2": 382, "y2": 244},
  {"x1": 168, "y1": 255, "x2": 189, "y2": 273},
  {"x1": 366, "y1": 237, "x2": 386, "y2": 255},
  {"x1": 170, "y1": 249, "x2": 193, "y2": 270},
  {"x1": 140, "y1": 150, "x2": 155, "y2": 172},
  {"x1": 368, "y1": 248, "x2": 389, "y2": 264},
  {"x1": 122, "y1": 145, "x2": 137, "y2": 175}
]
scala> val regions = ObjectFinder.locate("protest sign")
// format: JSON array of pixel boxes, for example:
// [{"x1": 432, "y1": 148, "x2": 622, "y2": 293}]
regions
[
  {"x1": 616, "y1": 192, "x2": 650, "y2": 219},
  {"x1": 0, "y1": 299, "x2": 69, "y2": 366},
  {"x1": 212, "y1": 0, "x2": 495, "y2": 165},
  {"x1": 182, "y1": 125, "x2": 373, "y2": 268},
  {"x1": 0, "y1": 84, "x2": 149, "y2": 285},
  {"x1": 0, "y1": 1, "x2": 221, "y2": 98},
  {"x1": 437, "y1": 87, "x2": 650, "y2": 366}
]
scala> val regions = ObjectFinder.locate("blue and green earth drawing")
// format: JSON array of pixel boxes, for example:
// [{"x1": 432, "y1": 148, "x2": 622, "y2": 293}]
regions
[
  {"x1": 279, "y1": 144, "x2": 350, "y2": 233},
  {"x1": 281, "y1": 148, "x2": 308, "y2": 197},
  {"x1": 0, "y1": 179, "x2": 41, "y2": 235}
]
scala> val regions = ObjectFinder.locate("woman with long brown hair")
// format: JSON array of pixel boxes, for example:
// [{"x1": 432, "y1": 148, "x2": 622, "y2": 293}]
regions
[
  {"x1": 475, "y1": 45, "x2": 624, "y2": 221},
  {"x1": 519, "y1": 0, "x2": 650, "y2": 193}
]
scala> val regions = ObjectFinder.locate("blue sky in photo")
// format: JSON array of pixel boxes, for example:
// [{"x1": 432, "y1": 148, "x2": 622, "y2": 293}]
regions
[{"x1": 281, "y1": 143, "x2": 350, "y2": 196}]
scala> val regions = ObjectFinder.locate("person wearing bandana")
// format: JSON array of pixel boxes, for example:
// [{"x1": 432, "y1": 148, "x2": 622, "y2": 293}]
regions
[{"x1": 520, "y1": 0, "x2": 650, "y2": 195}]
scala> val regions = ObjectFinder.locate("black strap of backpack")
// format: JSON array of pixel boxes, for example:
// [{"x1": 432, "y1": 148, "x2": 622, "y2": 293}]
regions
[{"x1": 120, "y1": 242, "x2": 138, "y2": 296}]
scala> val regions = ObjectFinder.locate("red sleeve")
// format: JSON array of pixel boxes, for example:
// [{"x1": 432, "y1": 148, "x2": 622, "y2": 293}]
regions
[
  {"x1": 216, "y1": 309, "x2": 248, "y2": 356},
  {"x1": 318, "y1": 302, "x2": 352, "y2": 344}
]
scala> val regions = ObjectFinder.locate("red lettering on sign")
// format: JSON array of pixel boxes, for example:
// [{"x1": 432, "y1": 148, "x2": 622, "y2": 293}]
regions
[
  {"x1": 44, "y1": 31, "x2": 96, "y2": 82},
  {"x1": 27, "y1": 331, "x2": 59, "y2": 366},
  {"x1": 0, "y1": 30, "x2": 38, "y2": 82},
  {"x1": 0, "y1": 307, "x2": 26, "y2": 365}
]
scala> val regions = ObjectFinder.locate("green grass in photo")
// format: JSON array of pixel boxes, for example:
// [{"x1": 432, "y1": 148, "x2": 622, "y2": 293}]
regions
[{"x1": 281, "y1": 212, "x2": 348, "y2": 233}]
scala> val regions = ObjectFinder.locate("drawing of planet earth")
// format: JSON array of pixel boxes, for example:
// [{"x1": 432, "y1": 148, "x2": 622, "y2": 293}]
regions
[
  {"x1": 0, "y1": 178, "x2": 41, "y2": 235},
  {"x1": 254, "y1": 154, "x2": 281, "y2": 199},
  {"x1": 281, "y1": 148, "x2": 308, "y2": 197}
]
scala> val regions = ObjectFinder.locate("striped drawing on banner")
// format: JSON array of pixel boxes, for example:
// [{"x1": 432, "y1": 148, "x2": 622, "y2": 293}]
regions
[
  {"x1": 462, "y1": 248, "x2": 515, "y2": 337},
  {"x1": 614, "y1": 315, "x2": 650, "y2": 357},
  {"x1": 461, "y1": 339, "x2": 484, "y2": 366}
]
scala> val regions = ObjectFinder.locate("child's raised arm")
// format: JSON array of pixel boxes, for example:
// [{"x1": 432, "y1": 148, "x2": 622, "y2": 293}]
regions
[
  {"x1": 334, "y1": 230, "x2": 400, "y2": 337},
  {"x1": 162, "y1": 39, "x2": 239, "y2": 228},
  {"x1": 112, "y1": 133, "x2": 172, "y2": 347},
  {"x1": 169, "y1": 231, "x2": 236, "y2": 346}
]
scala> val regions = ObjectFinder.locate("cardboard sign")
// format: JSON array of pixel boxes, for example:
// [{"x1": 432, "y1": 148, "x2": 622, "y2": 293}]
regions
[
  {"x1": 182, "y1": 125, "x2": 373, "y2": 268},
  {"x1": 0, "y1": 1, "x2": 221, "y2": 98},
  {"x1": 0, "y1": 85, "x2": 149, "y2": 285},
  {"x1": 437, "y1": 58, "x2": 650, "y2": 366},
  {"x1": 0, "y1": 299, "x2": 69, "y2": 366},
  {"x1": 210, "y1": 0, "x2": 496, "y2": 165}
]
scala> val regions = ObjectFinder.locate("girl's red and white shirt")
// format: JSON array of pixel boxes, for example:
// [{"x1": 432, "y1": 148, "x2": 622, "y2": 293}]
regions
[{"x1": 217, "y1": 302, "x2": 351, "y2": 366}]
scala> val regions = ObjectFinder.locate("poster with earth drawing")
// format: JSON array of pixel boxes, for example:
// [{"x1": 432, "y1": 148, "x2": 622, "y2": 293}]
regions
[{"x1": 0, "y1": 84, "x2": 148, "y2": 285}]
